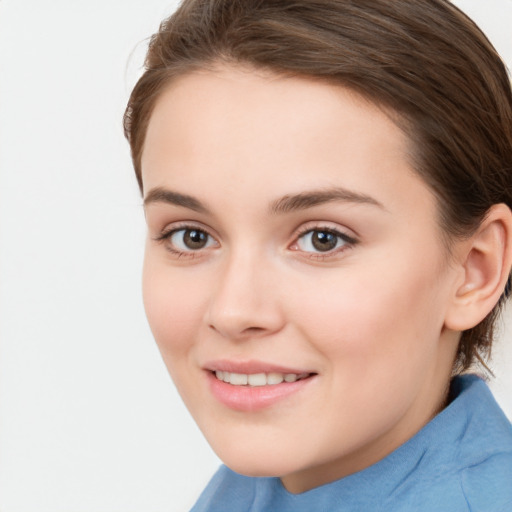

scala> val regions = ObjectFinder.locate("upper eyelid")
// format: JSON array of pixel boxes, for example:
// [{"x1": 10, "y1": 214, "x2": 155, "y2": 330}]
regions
[
  {"x1": 292, "y1": 222, "x2": 358, "y2": 241},
  {"x1": 155, "y1": 221, "x2": 216, "y2": 239},
  {"x1": 296, "y1": 225, "x2": 348, "y2": 236}
]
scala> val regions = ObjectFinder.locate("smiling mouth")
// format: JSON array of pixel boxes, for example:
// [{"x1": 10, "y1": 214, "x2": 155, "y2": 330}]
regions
[{"x1": 213, "y1": 370, "x2": 313, "y2": 387}]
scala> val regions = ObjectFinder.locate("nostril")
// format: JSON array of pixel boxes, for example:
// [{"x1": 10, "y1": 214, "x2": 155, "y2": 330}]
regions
[
  {"x1": 208, "y1": 323, "x2": 267, "y2": 338},
  {"x1": 244, "y1": 326, "x2": 265, "y2": 333}
]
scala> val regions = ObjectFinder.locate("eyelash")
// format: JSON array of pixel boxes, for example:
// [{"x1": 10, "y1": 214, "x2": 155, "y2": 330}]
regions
[
  {"x1": 154, "y1": 223, "x2": 358, "y2": 260},
  {"x1": 153, "y1": 223, "x2": 217, "y2": 258},
  {"x1": 291, "y1": 225, "x2": 358, "y2": 259}
]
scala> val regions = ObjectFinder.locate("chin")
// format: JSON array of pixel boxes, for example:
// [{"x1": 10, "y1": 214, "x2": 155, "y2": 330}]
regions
[
  {"x1": 211, "y1": 441, "x2": 299, "y2": 478},
  {"x1": 223, "y1": 459, "x2": 290, "y2": 479}
]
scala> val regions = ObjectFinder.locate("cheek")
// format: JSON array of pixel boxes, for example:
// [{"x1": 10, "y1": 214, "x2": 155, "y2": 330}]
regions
[
  {"x1": 142, "y1": 254, "x2": 205, "y2": 362},
  {"x1": 289, "y1": 256, "x2": 447, "y2": 371}
]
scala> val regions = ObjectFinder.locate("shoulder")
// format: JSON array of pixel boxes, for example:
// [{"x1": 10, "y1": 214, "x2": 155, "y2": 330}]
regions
[
  {"x1": 447, "y1": 375, "x2": 512, "y2": 511},
  {"x1": 460, "y1": 453, "x2": 512, "y2": 512},
  {"x1": 452, "y1": 376, "x2": 512, "y2": 465},
  {"x1": 383, "y1": 375, "x2": 512, "y2": 512}
]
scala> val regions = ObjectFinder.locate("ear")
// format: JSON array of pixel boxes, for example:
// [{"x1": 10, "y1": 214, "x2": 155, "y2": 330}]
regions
[{"x1": 445, "y1": 204, "x2": 512, "y2": 331}]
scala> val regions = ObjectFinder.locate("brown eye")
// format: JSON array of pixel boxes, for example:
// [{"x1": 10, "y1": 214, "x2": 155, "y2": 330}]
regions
[
  {"x1": 183, "y1": 229, "x2": 209, "y2": 249},
  {"x1": 296, "y1": 229, "x2": 353, "y2": 254},
  {"x1": 167, "y1": 228, "x2": 217, "y2": 252},
  {"x1": 311, "y1": 231, "x2": 338, "y2": 252}
]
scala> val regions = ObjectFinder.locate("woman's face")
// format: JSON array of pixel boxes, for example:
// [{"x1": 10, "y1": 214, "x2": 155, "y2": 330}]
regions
[{"x1": 141, "y1": 65, "x2": 462, "y2": 493}]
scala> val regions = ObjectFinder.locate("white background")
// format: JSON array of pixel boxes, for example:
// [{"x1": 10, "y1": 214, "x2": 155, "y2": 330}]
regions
[{"x1": 0, "y1": 1, "x2": 511, "y2": 511}]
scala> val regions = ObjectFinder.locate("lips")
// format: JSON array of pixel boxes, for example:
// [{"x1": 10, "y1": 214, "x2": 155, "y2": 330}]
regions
[{"x1": 204, "y1": 360, "x2": 316, "y2": 412}]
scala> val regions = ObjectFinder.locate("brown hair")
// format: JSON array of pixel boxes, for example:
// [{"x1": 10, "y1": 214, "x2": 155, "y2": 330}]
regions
[{"x1": 124, "y1": 0, "x2": 512, "y2": 372}]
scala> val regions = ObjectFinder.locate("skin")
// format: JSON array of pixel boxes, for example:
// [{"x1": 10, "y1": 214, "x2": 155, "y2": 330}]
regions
[{"x1": 140, "y1": 65, "x2": 466, "y2": 494}]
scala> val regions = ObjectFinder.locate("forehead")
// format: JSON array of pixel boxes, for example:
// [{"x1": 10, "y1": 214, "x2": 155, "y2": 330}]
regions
[
  {"x1": 143, "y1": 66, "x2": 406, "y2": 150},
  {"x1": 141, "y1": 65, "x2": 434, "y2": 221}
]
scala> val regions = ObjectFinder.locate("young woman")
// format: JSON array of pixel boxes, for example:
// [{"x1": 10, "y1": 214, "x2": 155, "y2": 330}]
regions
[{"x1": 124, "y1": 1, "x2": 512, "y2": 510}]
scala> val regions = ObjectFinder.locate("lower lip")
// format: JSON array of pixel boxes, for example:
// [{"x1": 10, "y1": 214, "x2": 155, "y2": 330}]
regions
[{"x1": 206, "y1": 372, "x2": 315, "y2": 412}]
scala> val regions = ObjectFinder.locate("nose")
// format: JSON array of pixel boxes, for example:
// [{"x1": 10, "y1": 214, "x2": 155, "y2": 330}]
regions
[{"x1": 204, "y1": 249, "x2": 285, "y2": 341}]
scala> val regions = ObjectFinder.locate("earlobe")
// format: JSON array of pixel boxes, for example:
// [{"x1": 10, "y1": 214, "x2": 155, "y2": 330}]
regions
[{"x1": 445, "y1": 204, "x2": 512, "y2": 331}]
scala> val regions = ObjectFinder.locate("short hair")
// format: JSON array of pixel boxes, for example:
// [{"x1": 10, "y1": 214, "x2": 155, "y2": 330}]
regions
[{"x1": 124, "y1": 0, "x2": 512, "y2": 372}]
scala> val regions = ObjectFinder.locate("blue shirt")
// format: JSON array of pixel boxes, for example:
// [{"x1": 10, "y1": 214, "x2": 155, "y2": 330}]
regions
[{"x1": 191, "y1": 375, "x2": 512, "y2": 511}]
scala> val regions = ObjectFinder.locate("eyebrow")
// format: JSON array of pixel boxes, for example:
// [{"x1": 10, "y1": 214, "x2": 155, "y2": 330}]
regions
[
  {"x1": 269, "y1": 187, "x2": 385, "y2": 214},
  {"x1": 144, "y1": 187, "x2": 209, "y2": 214},
  {"x1": 143, "y1": 186, "x2": 385, "y2": 215}
]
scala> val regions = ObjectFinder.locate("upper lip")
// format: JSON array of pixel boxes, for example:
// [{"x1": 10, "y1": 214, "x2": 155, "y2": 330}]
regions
[{"x1": 203, "y1": 359, "x2": 314, "y2": 375}]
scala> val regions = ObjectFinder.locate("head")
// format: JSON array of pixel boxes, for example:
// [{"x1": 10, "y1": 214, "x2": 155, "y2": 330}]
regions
[
  {"x1": 124, "y1": 0, "x2": 512, "y2": 492},
  {"x1": 125, "y1": 0, "x2": 512, "y2": 373}
]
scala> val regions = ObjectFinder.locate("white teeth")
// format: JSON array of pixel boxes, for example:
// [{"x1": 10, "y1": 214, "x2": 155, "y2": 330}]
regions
[
  {"x1": 230, "y1": 373, "x2": 248, "y2": 385},
  {"x1": 214, "y1": 371, "x2": 308, "y2": 386},
  {"x1": 267, "y1": 372, "x2": 284, "y2": 385},
  {"x1": 248, "y1": 373, "x2": 267, "y2": 387}
]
